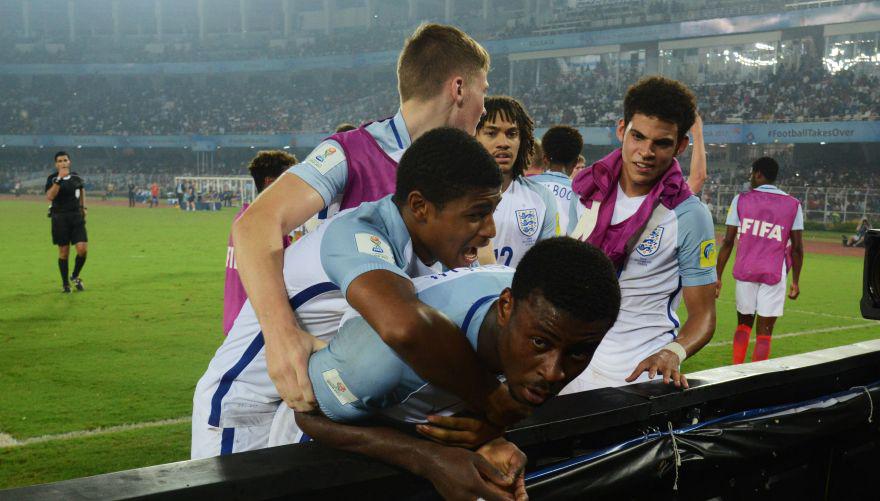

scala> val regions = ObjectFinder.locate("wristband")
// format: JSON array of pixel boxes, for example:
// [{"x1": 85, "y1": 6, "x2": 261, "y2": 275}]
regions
[
  {"x1": 661, "y1": 342, "x2": 687, "y2": 363},
  {"x1": 53, "y1": 178, "x2": 61, "y2": 185}
]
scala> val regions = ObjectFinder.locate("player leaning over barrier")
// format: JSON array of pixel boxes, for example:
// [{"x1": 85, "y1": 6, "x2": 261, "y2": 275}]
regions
[
  {"x1": 193, "y1": 128, "x2": 506, "y2": 458},
  {"x1": 563, "y1": 76, "x2": 717, "y2": 392},
  {"x1": 297, "y1": 238, "x2": 621, "y2": 501},
  {"x1": 230, "y1": 24, "x2": 530, "y2": 427}
]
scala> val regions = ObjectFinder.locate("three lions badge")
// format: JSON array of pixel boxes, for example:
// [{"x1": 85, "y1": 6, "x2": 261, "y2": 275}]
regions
[{"x1": 516, "y1": 209, "x2": 539, "y2": 237}]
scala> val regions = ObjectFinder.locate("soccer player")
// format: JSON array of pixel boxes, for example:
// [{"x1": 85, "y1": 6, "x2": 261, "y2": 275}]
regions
[
  {"x1": 563, "y1": 76, "x2": 717, "y2": 392},
  {"x1": 45, "y1": 151, "x2": 88, "y2": 293},
  {"x1": 223, "y1": 150, "x2": 298, "y2": 336},
  {"x1": 231, "y1": 24, "x2": 517, "y2": 423},
  {"x1": 531, "y1": 125, "x2": 584, "y2": 236},
  {"x1": 571, "y1": 154, "x2": 587, "y2": 178},
  {"x1": 149, "y1": 182, "x2": 159, "y2": 208},
  {"x1": 192, "y1": 128, "x2": 504, "y2": 458},
  {"x1": 297, "y1": 238, "x2": 621, "y2": 500},
  {"x1": 476, "y1": 96, "x2": 558, "y2": 267},
  {"x1": 715, "y1": 157, "x2": 804, "y2": 363},
  {"x1": 524, "y1": 139, "x2": 546, "y2": 176}
]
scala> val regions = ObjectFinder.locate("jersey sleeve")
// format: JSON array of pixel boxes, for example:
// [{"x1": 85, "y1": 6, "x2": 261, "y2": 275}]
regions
[
  {"x1": 676, "y1": 199, "x2": 718, "y2": 287},
  {"x1": 725, "y1": 194, "x2": 740, "y2": 227},
  {"x1": 286, "y1": 140, "x2": 349, "y2": 207},
  {"x1": 308, "y1": 315, "x2": 407, "y2": 423},
  {"x1": 44, "y1": 175, "x2": 53, "y2": 193},
  {"x1": 792, "y1": 202, "x2": 804, "y2": 231},
  {"x1": 533, "y1": 182, "x2": 560, "y2": 240},
  {"x1": 319, "y1": 216, "x2": 409, "y2": 297}
]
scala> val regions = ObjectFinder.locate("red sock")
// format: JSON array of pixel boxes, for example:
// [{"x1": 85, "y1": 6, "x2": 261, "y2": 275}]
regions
[
  {"x1": 732, "y1": 325, "x2": 752, "y2": 364},
  {"x1": 752, "y1": 335, "x2": 772, "y2": 362}
]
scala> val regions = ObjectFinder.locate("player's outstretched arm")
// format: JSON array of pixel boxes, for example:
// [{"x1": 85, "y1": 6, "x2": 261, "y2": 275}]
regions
[
  {"x1": 686, "y1": 114, "x2": 706, "y2": 194},
  {"x1": 714, "y1": 225, "x2": 738, "y2": 298},
  {"x1": 346, "y1": 270, "x2": 531, "y2": 428},
  {"x1": 233, "y1": 172, "x2": 328, "y2": 412},
  {"x1": 294, "y1": 412, "x2": 523, "y2": 501},
  {"x1": 626, "y1": 283, "x2": 716, "y2": 388}
]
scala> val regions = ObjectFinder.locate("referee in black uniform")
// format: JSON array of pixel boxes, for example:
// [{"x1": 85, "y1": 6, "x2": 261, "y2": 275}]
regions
[{"x1": 45, "y1": 151, "x2": 88, "y2": 293}]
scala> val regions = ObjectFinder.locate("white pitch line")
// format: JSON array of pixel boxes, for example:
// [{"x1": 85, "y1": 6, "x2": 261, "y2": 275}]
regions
[
  {"x1": 0, "y1": 416, "x2": 191, "y2": 448},
  {"x1": 707, "y1": 322, "x2": 879, "y2": 347},
  {"x1": 715, "y1": 299, "x2": 867, "y2": 321}
]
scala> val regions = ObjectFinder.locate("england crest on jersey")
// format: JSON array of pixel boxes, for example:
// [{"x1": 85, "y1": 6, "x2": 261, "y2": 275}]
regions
[
  {"x1": 636, "y1": 226, "x2": 665, "y2": 256},
  {"x1": 516, "y1": 209, "x2": 539, "y2": 237}
]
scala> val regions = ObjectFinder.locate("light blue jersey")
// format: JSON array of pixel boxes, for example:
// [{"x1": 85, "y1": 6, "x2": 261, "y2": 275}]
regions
[
  {"x1": 531, "y1": 171, "x2": 574, "y2": 236},
  {"x1": 287, "y1": 111, "x2": 411, "y2": 220},
  {"x1": 309, "y1": 266, "x2": 514, "y2": 424}
]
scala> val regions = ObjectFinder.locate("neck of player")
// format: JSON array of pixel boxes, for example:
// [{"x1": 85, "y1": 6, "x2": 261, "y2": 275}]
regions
[
  {"x1": 475, "y1": 300, "x2": 503, "y2": 374},
  {"x1": 501, "y1": 171, "x2": 515, "y2": 193},
  {"x1": 400, "y1": 209, "x2": 438, "y2": 267},
  {"x1": 400, "y1": 98, "x2": 454, "y2": 143},
  {"x1": 619, "y1": 167, "x2": 652, "y2": 197}
]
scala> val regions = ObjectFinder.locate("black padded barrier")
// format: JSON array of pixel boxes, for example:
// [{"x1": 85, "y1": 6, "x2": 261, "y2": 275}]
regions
[{"x1": 3, "y1": 339, "x2": 880, "y2": 500}]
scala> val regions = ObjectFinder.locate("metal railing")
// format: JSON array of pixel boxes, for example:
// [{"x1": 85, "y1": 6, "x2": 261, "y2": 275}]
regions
[{"x1": 702, "y1": 184, "x2": 879, "y2": 225}]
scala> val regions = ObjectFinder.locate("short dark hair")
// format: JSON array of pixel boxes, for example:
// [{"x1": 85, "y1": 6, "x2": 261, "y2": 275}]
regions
[
  {"x1": 752, "y1": 156, "x2": 779, "y2": 183},
  {"x1": 477, "y1": 96, "x2": 535, "y2": 179},
  {"x1": 54, "y1": 151, "x2": 69, "y2": 161},
  {"x1": 335, "y1": 123, "x2": 357, "y2": 133},
  {"x1": 248, "y1": 150, "x2": 298, "y2": 193},
  {"x1": 512, "y1": 237, "x2": 620, "y2": 324},
  {"x1": 624, "y1": 76, "x2": 697, "y2": 142},
  {"x1": 542, "y1": 126, "x2": 583, "y2": 168},
  {"x1": 394, "y1": 127, "x2": 501, "y2": 209}
]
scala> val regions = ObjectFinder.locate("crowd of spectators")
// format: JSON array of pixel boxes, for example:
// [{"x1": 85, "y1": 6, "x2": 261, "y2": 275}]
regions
[{"x1": 2, "y1": 55, "x2": 877, "y2": 136}]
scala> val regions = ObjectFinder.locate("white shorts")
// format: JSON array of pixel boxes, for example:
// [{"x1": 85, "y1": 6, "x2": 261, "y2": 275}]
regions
[
  {"x1": 191, "y1": 404, "x2": 306, "y2": 459},
  {"x1": 735, "y1": 274, "x2": 786, "y2": 318},
  {"x1": 191, "y1": 407, "x2": 273, "y2": 459}
]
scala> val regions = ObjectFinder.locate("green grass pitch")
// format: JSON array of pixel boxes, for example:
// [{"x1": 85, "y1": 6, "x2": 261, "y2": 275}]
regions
[{"x1": 0, "y1": 199, "x2": 876, "y2": 489}]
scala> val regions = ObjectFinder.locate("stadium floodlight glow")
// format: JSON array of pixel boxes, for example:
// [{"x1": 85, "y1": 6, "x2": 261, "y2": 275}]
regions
[
  {"x1": 820, "y1": 142, "x2": 826, "y2": 145},
  {"x1": 283, "y1": 146, "x2": 290, "y2": 149}
]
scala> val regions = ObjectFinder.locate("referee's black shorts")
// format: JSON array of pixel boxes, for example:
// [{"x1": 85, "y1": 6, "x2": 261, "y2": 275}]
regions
[{"x1": 51, "y1": 212, "x2": 88, "y2": 246}]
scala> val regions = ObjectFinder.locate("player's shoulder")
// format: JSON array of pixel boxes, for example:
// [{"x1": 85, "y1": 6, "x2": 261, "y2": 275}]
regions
[
  {"x1": 412, "y1": 265, "x2": 514, "y2": 292},
  {"x1": 517, "y1": 176, "x2": 557, "y2": 207},
  {"x1": 674, "y1": 195, "x2": 709, "y2": 216},
  {"x1": 674, "y1": 195, "x2": 713, "y2": 228},
  {"x1": 321, "y1": 197, "x2": 399, "y2": 250}
]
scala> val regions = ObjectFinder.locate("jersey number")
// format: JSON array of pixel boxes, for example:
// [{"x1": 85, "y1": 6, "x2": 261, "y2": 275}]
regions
[{"x1": 494, "y1": 246, "x2": 513, "y2": 266}]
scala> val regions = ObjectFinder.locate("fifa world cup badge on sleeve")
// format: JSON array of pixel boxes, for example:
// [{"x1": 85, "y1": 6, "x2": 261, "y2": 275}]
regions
[
  {"x1": 323, "y1": 369, "x2": 358, "y2": 405},
  {"x1": 700, "y1": 239, "x2": 717, "y2": 268},
  {"x1": 355, "y1": 233, "x2": 394, "y2": 264},
  {"x1": 305, "y1": 142, "x2": 345, "y2": 175}
]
